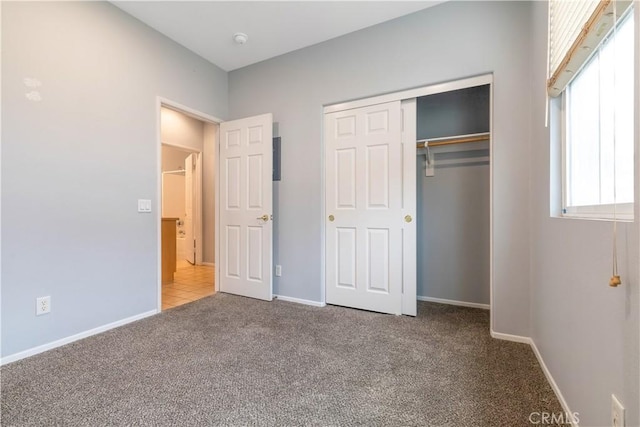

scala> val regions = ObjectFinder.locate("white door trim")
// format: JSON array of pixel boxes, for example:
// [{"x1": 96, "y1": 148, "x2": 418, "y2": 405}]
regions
[
  {"x1": 489, "y1": 81, "x2": 494, "y2": 333},
  {"x1": 321, "y1": 74, "x2": 493, "y2": 324},
  {"x1": 324, "y1": 74, "x2": 493, "y2": 114},
  {"x1": 156, "y1": 97, "x2": 223, "y2": 311}
]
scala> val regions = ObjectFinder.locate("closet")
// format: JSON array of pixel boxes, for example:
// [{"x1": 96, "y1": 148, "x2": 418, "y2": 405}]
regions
[
  {"x1": 324, "y1": 75, "x2": 492, "y2": 316},
  {"x1": 416, "y1": 85, "x2": 491, "y2": 308}
]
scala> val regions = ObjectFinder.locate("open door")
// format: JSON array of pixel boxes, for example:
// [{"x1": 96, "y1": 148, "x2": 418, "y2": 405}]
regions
[
  {"x1": 184, "y1": 153, "x2": 196, "y2": 264},
  {"x1": 219, "y1": 114, "x2": 273, "y2": 301}
]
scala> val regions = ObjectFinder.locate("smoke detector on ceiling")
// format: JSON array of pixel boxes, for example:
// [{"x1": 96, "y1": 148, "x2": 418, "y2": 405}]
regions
[{"x1": 233, "y1": 33, "x2": 248, "y2": 45}]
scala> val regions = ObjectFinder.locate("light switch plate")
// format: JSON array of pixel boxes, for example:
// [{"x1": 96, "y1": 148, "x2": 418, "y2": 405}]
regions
[{"x1": 138, "y1": 199, "x2": 152, "y2": 213}]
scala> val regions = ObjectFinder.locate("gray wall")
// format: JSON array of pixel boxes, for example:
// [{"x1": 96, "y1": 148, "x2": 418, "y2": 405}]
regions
[
  {"x1": 1, "y1": 1, "x2": 227, "y2": 357},
  {"x1": 528, "y1": 2, "x2": 639, "y2": 426},
  {"x1": 417, "y1": 156, "x2": 490, "y2": 304},
  {"x1": 229, "y1": 1, "x2": 533, "y2": 336}
]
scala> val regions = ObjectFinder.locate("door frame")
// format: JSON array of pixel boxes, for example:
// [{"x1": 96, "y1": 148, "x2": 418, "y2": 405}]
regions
[
  {"x1": 156, "y1": 97, "x2": 223, "y2": 311},
  {"x1": 321, "y1": 74, "x2": 494, "y2": 324}
]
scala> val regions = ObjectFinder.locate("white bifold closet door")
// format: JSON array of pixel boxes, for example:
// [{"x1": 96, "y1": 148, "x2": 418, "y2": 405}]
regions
[
  {"x1": 325, "y1": 100, "x2": 415, "y2": 315},
  {"x1": 219, "y1": 113, "x2": 273, "y2": 301}
]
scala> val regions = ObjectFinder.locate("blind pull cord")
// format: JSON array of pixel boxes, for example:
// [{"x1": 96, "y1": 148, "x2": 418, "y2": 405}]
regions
[{"x1": 609, "y1": 0, "x2": 621, "y2": 288}]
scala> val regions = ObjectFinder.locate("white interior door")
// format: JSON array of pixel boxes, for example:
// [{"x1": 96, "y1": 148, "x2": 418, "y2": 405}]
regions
[
  {"x1": 219, "y1": 113, "x2": 273, "y2": 301},
  {"x1": 184, "y1": 153, "x2": 195, "y2": 264},
  {"x1": 325, "y1": 100, "x2": 413, "y2": 315}
]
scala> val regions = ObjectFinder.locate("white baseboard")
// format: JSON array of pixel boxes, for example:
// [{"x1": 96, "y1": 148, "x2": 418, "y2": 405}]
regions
[
  {"x1": 199, "y1": 262, "x2": 215, "y2": 267},
  {"x1": 530, "y1": 339, "x2": 579, "y2": 426},
  {"x1": 417, "y1": 295, "x2": 490, "y2": 310},
  {"x1": 274, "y1": 294, "x2": 326, "y2": 308},
  {"x1": 0, "y1": 309, "x2": 158, "y2": 366},
  {"x1": 490, "y1": 330, "x2": 532, "y2": 344}
]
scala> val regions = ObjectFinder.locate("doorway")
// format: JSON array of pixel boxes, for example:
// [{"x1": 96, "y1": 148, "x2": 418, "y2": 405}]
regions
[
  {"x1": 156, "y1": 98, "x2": 276, "y2": 311},
  {"x1": 158, "y1": 102, "x2": 219, "y2": 311}
]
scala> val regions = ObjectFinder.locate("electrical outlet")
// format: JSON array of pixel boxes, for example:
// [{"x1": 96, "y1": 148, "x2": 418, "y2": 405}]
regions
[
  {"x1": 275, "y1": 265, "x2": 282, "y2": 277},
  {"x1": 36, "y1": 296, "x2": 51, "y2": 316},
  {"x1": 612, "y1": 394, "x2": 625, "y2": 427}
]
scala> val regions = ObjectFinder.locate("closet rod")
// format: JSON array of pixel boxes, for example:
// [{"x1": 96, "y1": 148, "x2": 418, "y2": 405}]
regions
[{"x1": 416, "y1": 133, "x2": 490, "y2": 149}]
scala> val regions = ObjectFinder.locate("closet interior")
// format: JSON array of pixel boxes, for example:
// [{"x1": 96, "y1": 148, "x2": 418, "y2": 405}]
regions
[{"x1": 416, "y1": 84, "x2": 491, "y2": 307}]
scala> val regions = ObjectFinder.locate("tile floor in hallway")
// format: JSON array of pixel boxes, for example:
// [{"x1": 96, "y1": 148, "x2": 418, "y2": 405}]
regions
[{"x1": 162, "y1": 260, "x2": 215, "y2": 310}]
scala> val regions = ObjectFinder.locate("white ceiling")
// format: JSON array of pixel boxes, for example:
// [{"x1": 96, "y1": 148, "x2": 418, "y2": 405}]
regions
[{"x1": 112, "y1": 1, "x2": 442, "y2": 71}]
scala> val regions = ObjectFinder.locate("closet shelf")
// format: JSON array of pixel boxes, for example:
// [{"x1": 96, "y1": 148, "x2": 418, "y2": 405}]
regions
[{"x1": 416, "y1": 132, "x2": 490, "y2": 149}]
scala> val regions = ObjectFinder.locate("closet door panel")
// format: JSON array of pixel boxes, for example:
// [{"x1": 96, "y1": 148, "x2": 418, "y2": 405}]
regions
[
  {"x1": 335, "y1": 148, "x2": 357, "y2": 209},
  {"x1": 325, "y1": 101, "x2": 403, "y2": 315},
  {"x1": 366, "y1": 145, "x2": 390, "y2": 209},
  {"x1": 336, "y1": 227, "x2": 357, "y2": 289},
  {"x1": 366, "y1": 228, "x2": 390, "y2": 293},
  {"x1": 225, "y1": 225, "x2": 241, "y2": 279}
]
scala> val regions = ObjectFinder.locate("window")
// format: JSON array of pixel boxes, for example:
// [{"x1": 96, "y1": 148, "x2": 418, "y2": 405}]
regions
[{"x1": 563, "y1": 8, "x2": 634, "y2": 220}]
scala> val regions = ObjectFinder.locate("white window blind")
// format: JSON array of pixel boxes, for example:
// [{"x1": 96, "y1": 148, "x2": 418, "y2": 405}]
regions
[
  {"x1": 549, "y1": 0, "x2": 599, "y2": 74},
  {"x1": 548, "y1": 0, "x2": 633, "y2": 97}
]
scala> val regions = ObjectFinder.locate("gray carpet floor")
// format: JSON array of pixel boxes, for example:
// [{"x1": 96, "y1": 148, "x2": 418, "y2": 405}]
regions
[{"x1": 1, "y1": 294, "x2": 565, "y2": 426}]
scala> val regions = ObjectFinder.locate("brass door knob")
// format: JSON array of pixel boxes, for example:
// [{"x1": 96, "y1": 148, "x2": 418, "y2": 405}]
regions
[
  {"x1": 328, "y1": 215, "x2": 335, "y2": 222},
  {"x1": 257, "y1": 214, "x2": 269, "y2": 222},
  {"x1": 404, "y1": 215, "x2": 412, "y2": 223}
]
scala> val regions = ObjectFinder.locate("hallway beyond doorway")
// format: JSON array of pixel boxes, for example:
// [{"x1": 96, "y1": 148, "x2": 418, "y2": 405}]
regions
[{"x1": 162, "y1": 261, "x2": 214, "y2": 310}]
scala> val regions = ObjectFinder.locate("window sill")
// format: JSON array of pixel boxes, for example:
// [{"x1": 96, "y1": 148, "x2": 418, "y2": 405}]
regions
[{"x1": 554, "y1": 212, "x2": 634, "y2": 222}]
